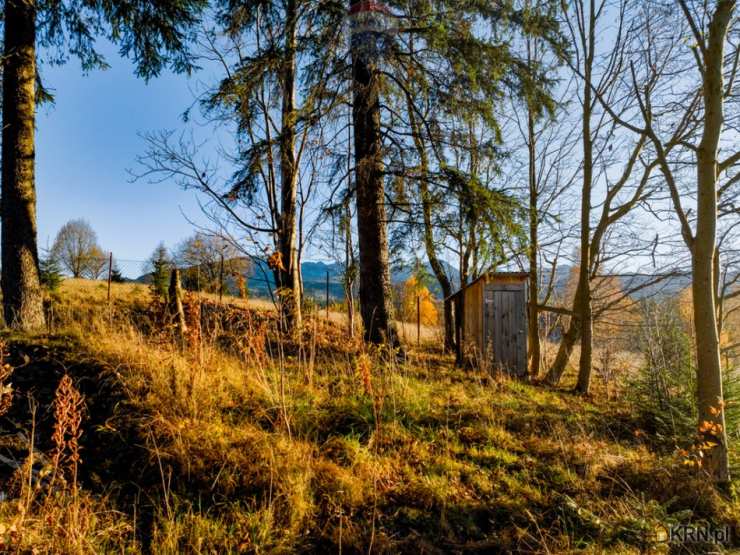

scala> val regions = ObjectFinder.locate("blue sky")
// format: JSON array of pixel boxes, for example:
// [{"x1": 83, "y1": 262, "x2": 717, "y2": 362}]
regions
[{"x1": 36, "y1": 39, "x2": 213, "y2": 262}]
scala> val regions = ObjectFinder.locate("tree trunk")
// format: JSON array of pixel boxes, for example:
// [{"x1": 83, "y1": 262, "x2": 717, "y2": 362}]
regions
[
  {"x1": 527, "y1": 108, "x2": 541, "y2": 379},
  {"x1": 419, "y1": 166, "x2": 454, "y2": 351},
  {"x1": 344, "y1": 198, "x2": 356, "y2": 338},
  {"x1": 351, "y1": 25, "x2": 399, "y2": 347},
  {"x1": 1, "y1": 0, "x2": 45, "y2": 331},
  {"x1": 691, "y1": 0, "x2": 733, "y2": 484},
  {"x1": 545, "y1": 25, "x2": 595, "y2": 390},
  {"x1": 404, "y1": 88, "x2": 455, "y2": 351},
  {"x1": 277, "y1": 0, "x2": 302, "y2": 331},
  {"x1": 545, "y1": 297, "x2": 582, "y2": 385},
  {"x1": 574, "y1": 5, "x2": 595, "y2": 395},
  {"x1": 552, "y1": 322, "x2": 581, "y2": 384}
]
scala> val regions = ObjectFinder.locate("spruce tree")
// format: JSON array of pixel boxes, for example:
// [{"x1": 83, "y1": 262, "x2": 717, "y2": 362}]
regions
[
  {"x1": 1, "y1": 0, "x2": 206, "y2": 330},
  {"x1": 39, "y1": 252, "x2": 63, "y2": 293},
  {"x1": 147, "y1": 243, "x2": 172, "y2": 302},
  {"x1": 346, "y1": 0, "x2": 563, "y2": 346}
]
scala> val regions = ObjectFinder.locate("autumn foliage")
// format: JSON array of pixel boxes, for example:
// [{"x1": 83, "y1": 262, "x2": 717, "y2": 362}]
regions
[{"x1": 401, "y1": 276, "x2": 438, "y2": 326}]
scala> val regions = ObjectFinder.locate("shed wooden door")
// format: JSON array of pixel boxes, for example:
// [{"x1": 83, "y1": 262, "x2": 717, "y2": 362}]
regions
[{"x1": 483, "y1": 285, "x2": 527, "y2": 375}]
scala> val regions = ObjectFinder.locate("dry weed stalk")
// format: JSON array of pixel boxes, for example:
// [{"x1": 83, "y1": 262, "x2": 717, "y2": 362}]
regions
[
  {"x1": 0, "y1": 341, "x2": 14, "y2": 417},
  {"x1": 355, "y1": 350, "x2": 383, "y2": 439},
  {"x1": 241, "y1": 311, "x2": 269, "y2": 367},
  {"x1": 356, "y1": 352, "x2": 374, "y2": 397},
  {"x1": 184, "y1": 292, "x2": 203, "y2": 359},
  {"x1": 184, "y1": 293, "x2": 204, "y2": 412},
  {"x1": 51, "y1": 375, "x2": 85, "y2": 489}
]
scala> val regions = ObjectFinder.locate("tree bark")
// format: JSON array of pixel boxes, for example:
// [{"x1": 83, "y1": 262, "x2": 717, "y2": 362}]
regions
[
  {"x1": 691, "y1": 0, "x2": 733, "y2": 484},
  {"x1": 419, "y1": 169, "x2": 455, "y2": 351},
  {"x1": 545, "y1": 283, "x2": 583, "y2": 385},
  {"x1": 351, "y1": 28, "x2": 399, "y2": 347},
  {"x1": 527, "y1": 107, "x2": 541, "y2": 379},
  {"x1": 344, "y1": 199, "x2": 356, "y2": 338},
  {"x1": 408, "y1": 105, "x2": 455, "y2": 351},
  {"x1": 575, "y1": 63, "x2": 594, "y2": 394},
  {"x1": 277, "y1": 0, "x2": 302, "y2": 331},
  {"x1": 1, "y1": 0, "x2": 46, "y2": 331}
]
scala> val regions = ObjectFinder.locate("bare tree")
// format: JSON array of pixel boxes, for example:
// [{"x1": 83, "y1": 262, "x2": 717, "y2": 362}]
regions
[
  {"x1": 610, "y1": 0, "x2": 738, "y2": 484},
  {"x1": 542, "y1": 0, "x2": 659, "y2": 394},
  {"x1": 85, "y1": 246, "x2": 109, "y2": 280},
  {"x1": 174, "y1": 233, "x2": 248, "y2": 294},
  {"x1": 51, "y1": 219, "x2": 104, "y2": 279},
  {"x1": 509, "y1": 30, "x2": 579, "y2": 379}
]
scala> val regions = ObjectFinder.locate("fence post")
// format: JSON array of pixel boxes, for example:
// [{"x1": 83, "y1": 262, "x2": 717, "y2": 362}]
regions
[
  {"x1": 169, "y1": 268, "x2": 188, "y2": 343},
  {"x1": 326, "y1": 270, "x2": 330, "y2": 320},
  {"x1": 219, "y1": 252, "x2": 225, "y2": 303},
  {"x1": 107, "y1": 252, "x2": 113, "y2": 302},
  {"x1": 417, "y1": 295, "x2": 421, "y2": 346}
]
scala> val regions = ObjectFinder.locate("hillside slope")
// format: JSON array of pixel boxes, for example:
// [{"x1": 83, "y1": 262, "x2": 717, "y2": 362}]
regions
[{"x1": 0, "y1": 280, "x2": 736, "y2": 553}]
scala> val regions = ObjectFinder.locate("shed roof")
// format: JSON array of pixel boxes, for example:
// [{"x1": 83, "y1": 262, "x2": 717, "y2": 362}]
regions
[{"x1": 446, "y1": 271, "x2": 529, "y2": 301}]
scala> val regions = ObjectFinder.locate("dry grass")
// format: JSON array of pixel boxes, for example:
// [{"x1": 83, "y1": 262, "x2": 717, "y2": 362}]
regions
[
  {"x1": 62, "y1": 278, "x2": 443, "y2": 343},
  {"x1": 0, "y1": 278, "x2": 736, "y2": 553}
]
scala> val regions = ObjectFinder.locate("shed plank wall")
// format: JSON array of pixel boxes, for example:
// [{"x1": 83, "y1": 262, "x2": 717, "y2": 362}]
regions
[{"x1": 459, "y1": 274, "x2": 528, "y2": 370}]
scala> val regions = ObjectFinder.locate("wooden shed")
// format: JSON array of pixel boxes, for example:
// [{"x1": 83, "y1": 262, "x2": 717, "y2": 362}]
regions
[{"x1": 448, "y1": 272, "x2": 529, "y2": 376}]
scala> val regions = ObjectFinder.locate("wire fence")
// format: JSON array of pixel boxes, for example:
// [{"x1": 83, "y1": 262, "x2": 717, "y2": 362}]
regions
[
  {"x1": 53, "y1": 254, "x2": 352, "y2": 307},
  {"x1": 49, "y1": 252, "x2": 449, "y2": 345}
]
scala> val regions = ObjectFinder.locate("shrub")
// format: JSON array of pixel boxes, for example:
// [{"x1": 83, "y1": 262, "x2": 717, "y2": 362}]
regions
[
  {"x1": 39, "y1": 253, "x2": 64, "y2": 292},
  {"x1": 626, "y1": 298, "x2": 696, "y2": 445}
]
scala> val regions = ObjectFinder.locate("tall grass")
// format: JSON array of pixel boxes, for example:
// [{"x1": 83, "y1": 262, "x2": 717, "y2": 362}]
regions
[{"x1": 0, "y1": 279, "x2": 736, "y2": 553}]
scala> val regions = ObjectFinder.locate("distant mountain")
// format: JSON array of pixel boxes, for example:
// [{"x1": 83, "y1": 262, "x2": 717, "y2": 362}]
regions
[
  {"x1": 137, "y1": 259, "x2": 694, "y2": 302},
  {"x1": 539, "y1": 265, "x2": 693, "y2": 300},
  {"x1": 137, "y1": 258, "x2": 458, "y2": 301}
]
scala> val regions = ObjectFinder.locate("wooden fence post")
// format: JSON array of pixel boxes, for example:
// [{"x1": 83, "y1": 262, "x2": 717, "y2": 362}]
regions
[
  {"x1": 169, "y1": 268, "x2": 188, "y2": 341},
  {"x1": 417, "y1": 295, "x2": 421, "y2": 346},
  {"x1": 219, "y1": 252, "x2": 225, "y2": 303},
  {"x1": 107, "y1": 252, "x2": 113, "y2": 302},
  {"x1": 326, "y1": 271, "x2": 330, "y2": 320}
]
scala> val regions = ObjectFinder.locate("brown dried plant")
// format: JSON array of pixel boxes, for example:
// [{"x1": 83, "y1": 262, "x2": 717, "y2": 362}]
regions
[
  {"x1": 356, "y1": 352, "x2": 374, "y2": 397},
  {"x1": 267, "y1": 251, "x2": 285, "y2": 272},
  {"x1": 184, "y1": 292, "x2": 203, "y2": 357},
  {"x1": 51, "y1": 375, "x2": 85, "y2": 489},
  {"x1": 0, "y1": 341, "x2": 14, "y2": 417}
]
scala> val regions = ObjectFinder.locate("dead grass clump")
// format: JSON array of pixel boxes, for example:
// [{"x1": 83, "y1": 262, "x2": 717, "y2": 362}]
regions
[
  {"x1": 51, "y1": 375, "x2": 85, "y2": 488},
  {"x1": 0, "y1": 367, "x2": 135, "y2": 554},
  {"x1": 0, "y1": 342, "x2": 13, "y2": 418}
]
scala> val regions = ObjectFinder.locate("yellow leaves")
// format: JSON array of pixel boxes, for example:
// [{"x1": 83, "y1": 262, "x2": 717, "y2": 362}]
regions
[{"x1": 401, "y1": 276, "x2": 438, "y2": 326}]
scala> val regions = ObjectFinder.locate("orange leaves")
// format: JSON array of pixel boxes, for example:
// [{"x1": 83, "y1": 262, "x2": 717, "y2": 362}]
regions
[
  {"x1": 675, "y1": 402, "x2": 726, "y2": 470},
  {"x1": 708, "y1": 399, "x2": 725, "y2": 416},
  {"x1": 698, "y1": 420, "x2": 723, "y2": 435},
  {"x1": 401, "y1": 276, "x2": 438, "y2": 326},
  {"x1": 267, "y1": 251, "x2": 286, "y2": 272}
]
